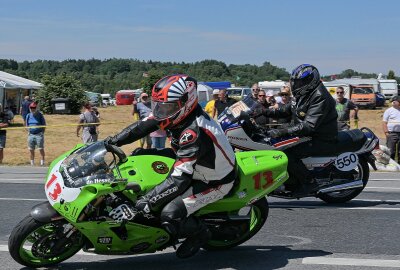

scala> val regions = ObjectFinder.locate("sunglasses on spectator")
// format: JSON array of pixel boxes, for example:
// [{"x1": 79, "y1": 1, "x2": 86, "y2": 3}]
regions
[
  {"x1": 252, "y1": 88, "x2": 260, "y2": 91},
  {"x1": 258, "y1": 94, "x2": 265, "y2": 97},
  {"x1": 336, "y1": 91, "x2": 344, "y2": 94},
  {"x1": 280, "y1": 93, "x2": 289, "y2": 96}
]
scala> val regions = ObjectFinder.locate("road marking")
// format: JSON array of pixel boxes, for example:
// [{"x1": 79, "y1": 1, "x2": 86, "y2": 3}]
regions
[
  {"x1": 342, "y1": 207, "x2": 400, "y2": 211},
  {"x1": 0, "y1": 198, "x2": 44, "y2": 201},
  {"x1": 0, "y1": 245, "x2": 96, "y2": 256},
  {"x1": 303, "y1": 257, "x2": 400, "y2": 267}
]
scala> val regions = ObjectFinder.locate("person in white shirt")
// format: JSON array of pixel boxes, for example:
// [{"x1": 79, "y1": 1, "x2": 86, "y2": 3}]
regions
[{"x1": 383, "y1": 95, "x2": 400, "y2": 162}]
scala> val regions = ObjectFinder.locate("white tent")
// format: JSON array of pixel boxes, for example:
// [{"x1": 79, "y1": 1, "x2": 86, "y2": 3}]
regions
[{"x1": 0, "y1": 71, "x2": 42, "y2": 114}]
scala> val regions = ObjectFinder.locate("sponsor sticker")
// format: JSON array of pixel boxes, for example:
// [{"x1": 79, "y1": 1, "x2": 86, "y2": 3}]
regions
[{"x1": 152, "y1": 161, "x2": 169, "y2": 174}]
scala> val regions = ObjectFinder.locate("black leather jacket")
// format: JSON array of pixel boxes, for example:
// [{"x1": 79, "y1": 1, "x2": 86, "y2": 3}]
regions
[{"x1": 267, "y1": 83, "x2": 338, "y2": 141}]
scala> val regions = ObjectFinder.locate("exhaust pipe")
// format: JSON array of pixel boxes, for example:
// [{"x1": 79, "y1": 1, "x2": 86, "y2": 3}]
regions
[{"x1": 318, "y1": 179, "x2": 364, "y2": 194}]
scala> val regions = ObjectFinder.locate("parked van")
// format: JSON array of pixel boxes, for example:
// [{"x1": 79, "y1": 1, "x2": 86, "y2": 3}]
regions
[
  {"x1": 100, "y1": 93, "x2": 111, "y2": 106},
  {"x1": 258, "y1": 80, "x2": 287, "y2": 96},
  {"x1": 226, "y1": 87, "x2": 251, "y2": 100},
  {"x1": 378, "y1": 79, "x2": 398, "y2": 100},
  {"x1": 350, "y1": 85, "x2": 376, "y2": 109}
]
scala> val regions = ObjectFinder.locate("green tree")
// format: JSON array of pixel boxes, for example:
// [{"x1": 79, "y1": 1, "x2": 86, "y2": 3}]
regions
[
  {"x1": 388, "y1": 70, "x2": 395, "y2": 79},
  {"x1": 37, "y1": 73, "x2": 87, "y2": 114}
]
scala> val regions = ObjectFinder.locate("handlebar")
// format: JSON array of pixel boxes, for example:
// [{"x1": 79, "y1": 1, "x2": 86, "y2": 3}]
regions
[{"x1": 104, "y1": 143, "x2": 127, "y2": 163}]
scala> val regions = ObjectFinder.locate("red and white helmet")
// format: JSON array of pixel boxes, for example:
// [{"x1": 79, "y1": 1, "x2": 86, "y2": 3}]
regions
[{"x1": 151, "y1": 74, "x2": 198, "y2": 129}]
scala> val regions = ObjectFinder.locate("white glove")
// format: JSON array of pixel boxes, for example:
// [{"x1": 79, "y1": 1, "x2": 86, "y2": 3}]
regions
[{"x1": 109, "y1": 204, "x2": 138, "y2": 222}]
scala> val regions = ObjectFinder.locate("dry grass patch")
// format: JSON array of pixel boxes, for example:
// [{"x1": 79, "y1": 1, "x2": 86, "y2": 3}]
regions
[{"x1": 0, "y1": 106, "x2": 387, "y2": 166}]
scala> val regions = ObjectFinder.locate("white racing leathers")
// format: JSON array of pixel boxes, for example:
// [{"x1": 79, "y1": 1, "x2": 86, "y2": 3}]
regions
[{"x1": 110, "y1": 105, "x2": 236, "y2": 216}]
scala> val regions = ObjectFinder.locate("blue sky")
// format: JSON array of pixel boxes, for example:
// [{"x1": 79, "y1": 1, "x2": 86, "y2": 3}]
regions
[{"x1": 1, "y1": 0, "x2": 399, "y2": 76}]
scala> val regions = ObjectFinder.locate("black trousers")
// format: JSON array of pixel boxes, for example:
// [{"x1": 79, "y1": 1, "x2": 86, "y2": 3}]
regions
[
  {"x1": 284, "y1": 138, "x2": 337, "y2": 188},
  {"x1": 386, "y1": 132, "x2": 400, "y2": 163}
]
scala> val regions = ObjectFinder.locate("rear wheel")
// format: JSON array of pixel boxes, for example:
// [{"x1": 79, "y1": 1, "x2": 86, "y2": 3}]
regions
[
  {"x1": 317, "y1": 158, "x2": 369, "y2": 203},
  {"x1": 8, "y1": 215, "x2": 83, "y2": 268},
  {"x1": 202, "y1": 197, "x2": 269, "y2": 251}
]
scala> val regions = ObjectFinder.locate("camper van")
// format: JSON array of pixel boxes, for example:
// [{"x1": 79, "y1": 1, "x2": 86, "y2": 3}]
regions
[
  {"x1": 100, "y1": 93, "x2": 111, "y2": 106},
  {"x1": 115, "y1": 89, "x2": 142, "y2": 105},
  {"x1": 258, "y1": 80, "x2": 287, "y2": 96},
  {"x1": 378, "y1": 79, "x2": 398, "y2": 100}
]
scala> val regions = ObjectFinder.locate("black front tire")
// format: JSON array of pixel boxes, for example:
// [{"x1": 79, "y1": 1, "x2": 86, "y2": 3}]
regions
[{"x1": 8, "y1": 215, "x2": 83, "y2": 268}]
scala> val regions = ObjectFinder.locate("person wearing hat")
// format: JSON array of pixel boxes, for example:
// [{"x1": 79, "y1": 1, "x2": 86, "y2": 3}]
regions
[
  {"x1": 383, "y1": 95, "x2": 400, "y2": 163},
  {"x1": 25, "y1": 102, "x2": 46, "y2": 166},
  {"x1": 20, "y1": 96, "x2": 33, "y2": 125},
  {"x1": 0, "y1": 103, "x2": 10, "y2": 164},
  {"x1": 273, "y1": 86, "x2": 293, "y2": 125},
  {"x1": 204, "y1": 89, "x2": 220, "y2": 117}
]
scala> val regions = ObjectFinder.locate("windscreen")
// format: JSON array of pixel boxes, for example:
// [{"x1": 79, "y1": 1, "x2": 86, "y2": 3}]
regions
[{"x1": 60, "y1": 142, "x2": 116, "y2": 187}]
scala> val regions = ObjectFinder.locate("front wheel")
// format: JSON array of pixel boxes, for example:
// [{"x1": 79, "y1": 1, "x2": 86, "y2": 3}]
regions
[
  {"x1": 203, "y1": 197, "x2": 269, "y2": 251},
  {"x1": 317, "y1": 158, "x2": 369, "y2": 203},
  {"x1": 8, "y1": 215, "x2": 83, "y2": 268}
]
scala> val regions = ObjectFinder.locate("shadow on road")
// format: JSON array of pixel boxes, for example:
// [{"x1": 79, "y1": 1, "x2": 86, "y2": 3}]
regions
[{"x1": 18, "y1": 245, "x2": 331, "y2": 270}]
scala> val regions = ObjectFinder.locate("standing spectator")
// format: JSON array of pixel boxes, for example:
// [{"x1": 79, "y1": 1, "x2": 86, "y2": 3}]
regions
[
  {"x1": 132, "y1": 97, "x2": 139, "y2": 121},
  {"x1": 0, "y1": 103, "x2": 9, "y2": 164},
  {"x1": 275, "y1": 85, "x2": 291, "y2": 104},
  {"x1": 204, "y1": 89, "x2": 219, "y2": 117},
  {"x1": 335, "y1": 86, "x2": 358, "y2": 131},
  {"x1": 212, "y1": 89, "x2": 236, "y2": 118},
  {"x1": 25, "y1": 102, "x2": 46, "y2": 166},
  {"x1": 383, "y1": 95, "x2": 400, "y2": 163},
  {"x1": 136, "y1": 92, "x2": 152, "y2": 148},
  {"x1": 274, "y1": 86, "x2": 293, "y2": 125},
  {"x1": 77, "y1": 103, "x2": 100, "y2": 144},
  {"x1": 251, "y1": 90, "x2": 273, "y2": 126},
  {"x1": 250, "y1": 83, "x2": 260, "y2": 101},
  {"x1": 150, "y1": 129, "x2": 167, "y2": 150},
  {"x1": 20, "y1": 96, "x2": 33, "y2": 124}
]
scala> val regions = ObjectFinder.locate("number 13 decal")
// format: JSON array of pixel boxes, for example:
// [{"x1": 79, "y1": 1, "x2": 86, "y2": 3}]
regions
[{"x1": 252, "y1": 171, "x2": 273, "y2": 190}]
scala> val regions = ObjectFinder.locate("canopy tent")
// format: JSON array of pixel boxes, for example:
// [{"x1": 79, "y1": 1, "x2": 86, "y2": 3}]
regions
[
  {"x1": 0, "y1": 71, "x2": 42, "y2": 89},
  {"x1": 0, "y1": 71, "x2": 42, "y2": 114}
]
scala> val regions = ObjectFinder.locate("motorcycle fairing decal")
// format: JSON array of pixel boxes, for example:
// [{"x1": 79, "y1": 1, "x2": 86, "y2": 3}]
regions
[
  {"x1": 302, "y1": 157, "x2": 336, "y2": 168},
  {"x1": 45, "y1": 158, "x2": 81, "y2": 206},
  {"x1": 273, "y1": 137, "x2": 300, "y2": 148}
]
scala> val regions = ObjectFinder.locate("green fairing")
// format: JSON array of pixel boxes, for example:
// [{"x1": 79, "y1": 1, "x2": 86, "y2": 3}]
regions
[{"x1": 11, "y1": 143, "x2": 288, "y2": 266}]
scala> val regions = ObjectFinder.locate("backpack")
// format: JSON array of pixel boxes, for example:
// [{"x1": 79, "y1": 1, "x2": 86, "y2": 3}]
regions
[{"x1": 83, "y1": 113, "x2": 97, "y2": 135}]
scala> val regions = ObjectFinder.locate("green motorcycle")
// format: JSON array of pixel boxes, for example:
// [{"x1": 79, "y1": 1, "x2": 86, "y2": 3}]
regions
[{"x1": 8, "y1": 141, "x2": 288, "y2": 268}]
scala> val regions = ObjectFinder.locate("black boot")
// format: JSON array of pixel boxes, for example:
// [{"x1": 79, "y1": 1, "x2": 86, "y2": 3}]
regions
[{"x1": 176, "y1": 217, "x2": 211, "y2": 259}]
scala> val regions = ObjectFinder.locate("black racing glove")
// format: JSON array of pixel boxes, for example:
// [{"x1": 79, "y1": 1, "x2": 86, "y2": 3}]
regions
[
  {"x1": 251, "y1": 107, "x2": 265, "y2": 117},
  {"x1": 109, "y1": 204, "x2": 139, "y2": 222},
  {"x1": 267, "y1": 128, "x2": 289, "y2": 138},
  {"x1": 104, "y1": 136, "x2": 118, "y2": 146}
]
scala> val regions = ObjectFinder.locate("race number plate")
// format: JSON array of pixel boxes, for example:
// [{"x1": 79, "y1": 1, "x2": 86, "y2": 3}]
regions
[{"x1": 334, "y1": 152, "x2": 358, "y2": 171}]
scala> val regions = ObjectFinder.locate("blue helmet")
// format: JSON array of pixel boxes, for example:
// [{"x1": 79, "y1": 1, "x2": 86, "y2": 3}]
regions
[{"x1": 290, "y1": 64, "x2": 320, "y2": 97}]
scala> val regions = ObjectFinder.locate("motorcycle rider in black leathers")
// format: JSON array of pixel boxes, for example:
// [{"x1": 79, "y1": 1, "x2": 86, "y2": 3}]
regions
[
  {"x1": 106, "y1": 75, "x2": 236, "y2": 258},
  {"x1": 255, "y1": 64, "x2": 338, "y2": 196}
]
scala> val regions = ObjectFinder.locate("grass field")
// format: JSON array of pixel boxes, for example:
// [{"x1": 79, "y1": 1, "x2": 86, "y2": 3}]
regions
[{"x1": 0, "y1": 105, "x2": 387, "y2": 166}]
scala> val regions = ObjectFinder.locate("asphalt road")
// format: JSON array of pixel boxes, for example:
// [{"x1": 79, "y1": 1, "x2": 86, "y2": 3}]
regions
[{"x1": 0, "y1": 166, "x2": 400, "y2": 269}]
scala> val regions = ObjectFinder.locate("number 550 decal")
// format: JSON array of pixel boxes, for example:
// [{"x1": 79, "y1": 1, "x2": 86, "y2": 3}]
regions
[
  {"x1": 334, "y1": 152, "x2": 358, "y2": 171},
  {"x1": 252, "y1": 171, "x2": 274, "y2": 190}
]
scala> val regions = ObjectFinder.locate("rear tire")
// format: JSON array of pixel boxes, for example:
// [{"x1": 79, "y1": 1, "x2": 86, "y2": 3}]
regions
[
  {"x1": 8, "y1": 215, "x2": 83, "y2": 268},
  {"x1": 202, "y1": 197, "x2": 269, "y2": 251},
  {"x1": 317, "y1": 158, "x2": 369, "y2": 203}
]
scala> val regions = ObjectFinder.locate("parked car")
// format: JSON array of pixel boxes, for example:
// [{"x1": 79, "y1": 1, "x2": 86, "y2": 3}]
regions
[
  {"x1": 375, "y1": 92, "x2": 385, "y2": 107},
  {"x1": 226, "y1": 87, "x2": 251, "y2": 100}
]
